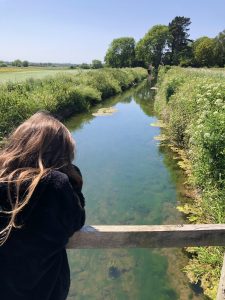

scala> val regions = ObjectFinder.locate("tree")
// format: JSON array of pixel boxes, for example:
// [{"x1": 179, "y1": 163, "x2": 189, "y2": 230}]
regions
[
  {"x1": 79, "y1": 63, "x2": 91, "y2": 69},
  {"x1": 135, "y1": 25, "x2": 171, "y2": 68},
  {"x1": 104, "y1": 37, "x2": 135, "y2": 68},
  {"x1": 0, "y1": 61, "x2": 7, "y2": 67},
  {"x1": 22, "y1": 60, "x2": 29, "y2": 67},
  {"x1": 214, "y1": 29, "x2": 225, "y2": 67},
  {"x1": 168, "y1": 16, "x2": 192, "y2": 65},
  {"x1": 92, "y1": 59, "x2": 103, "y2": 69},
  {"x1": 12, "y1": 59, "x2": 22, "y2": 67},
  {"x1": 193, "y1": 37, "x2": 216, "y2": 67}
]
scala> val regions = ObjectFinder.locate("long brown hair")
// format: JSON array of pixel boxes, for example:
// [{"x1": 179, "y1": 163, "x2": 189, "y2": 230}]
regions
[{"x1": 0, "y1": 111, "x2": 81, "y2": 246}]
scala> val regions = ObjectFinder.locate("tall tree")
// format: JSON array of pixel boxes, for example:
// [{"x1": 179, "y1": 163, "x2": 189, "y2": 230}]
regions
[
  {"x1": 22, "y1": 60, "x2": 29, "y2": 67},
  {"x1": 79, "y1": 63, "x2": 91, "y2": 69},
  {"x1": 104, "y1": 37, "x2": 135, "y2": 68},
  {"x1": 168, "y1": 16, "x2": 192, "y2": 65},
  {"x1": 214, "y1": 29, "x2": 225, "y2": 67},
  {"x1": 92, "y1": 59, "x2": 103, "y2": 69},
  {"x1": 12, "y1": 59, "x2": 22, "y2": 67},
  {"x1": 136, "y1": 25, "x2": 171, "y2": 68},
  {"x1": 193, "y1": 37, "x2": 216, "y2": 67}
]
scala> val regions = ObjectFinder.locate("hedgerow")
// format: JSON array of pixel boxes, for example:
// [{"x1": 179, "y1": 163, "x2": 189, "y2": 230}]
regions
[
  {"x1": 0, "y1": 67, "x2": 146, "y2": 139},
  {"x1": 155, "y1": 66, "x2": 225, "y2": 299}
]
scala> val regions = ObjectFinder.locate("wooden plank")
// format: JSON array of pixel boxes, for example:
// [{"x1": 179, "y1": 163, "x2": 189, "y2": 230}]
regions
[
  {"x1": 217, "y1": 253, "x2": 225, "y2": 300},
  {"x1": 67, "y1": 224, "x2": 225, "y2": 249}
]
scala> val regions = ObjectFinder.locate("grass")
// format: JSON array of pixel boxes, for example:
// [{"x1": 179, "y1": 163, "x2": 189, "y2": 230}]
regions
[
  {"x1": 155, "y1": 66, "x2": 225, "y2": 299},
  {"x1": 0, "y1": 67, "x2": 82, "y2": 83}
]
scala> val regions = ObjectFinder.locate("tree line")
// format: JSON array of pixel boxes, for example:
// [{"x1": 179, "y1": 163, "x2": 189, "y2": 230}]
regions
[
  {"x1": 0, "y1": 59, "x2": 104, "y2": 69},
  {"x1": 104, "y1": 16, "x2": 225, "y2": 69},
  {"x1": 1, "y1": 16, "x2": 224, "y2": 70},
  {"x1": 0, "y1": 59, "x2": 29, "y2": 68}
]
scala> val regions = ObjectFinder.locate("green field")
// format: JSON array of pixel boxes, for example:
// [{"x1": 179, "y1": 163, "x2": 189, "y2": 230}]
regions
[{"x1": 0, "y1": 67, "x2": 81, "y2": 83}]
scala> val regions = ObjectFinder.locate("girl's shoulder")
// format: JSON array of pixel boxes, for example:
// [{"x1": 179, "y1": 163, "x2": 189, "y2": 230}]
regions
[
  {"x1": 46, "y1": 165, "x2": 82, "y2": 183},
  {"x1": 44, "y1": 169, "x2": 70, "y2": 190}
]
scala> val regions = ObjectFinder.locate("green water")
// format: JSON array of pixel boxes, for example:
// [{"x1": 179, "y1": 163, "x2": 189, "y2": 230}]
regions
[{"x1": 65, "y1": 83, "x2": 204, "y2": 300}]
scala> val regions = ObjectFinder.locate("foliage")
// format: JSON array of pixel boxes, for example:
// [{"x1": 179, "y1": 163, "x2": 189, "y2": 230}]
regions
[
  {"x1": 91, "y1": 59, "x2": 103, "y2": 69},
  {"x1": 155, "y1": 66, "x2": 225, "y2": 299},
  {"x1": 76, "y1": 69, "x2": 122, "y2": 99},
  {"x1": 79, "y1": 63, "x2": 91, "y2": 69},
  {"x1": 184, "y1": 246, "x2": 224, "y2": 299},
  {"x1": 22, "y1": 60, "x2": 29, "y2": 67},
  {"x1": 12, "y1": 59, "x2": 23, "y2": 67},
  {"x1": 193, "y1": 37, "x2": 216, "y2": 67},
  {"x1": 10, "y1": 60, "x2": 29, "y2": 67},
  {"x1": 104, "y1": 37, "x2": 136, "y2": 68},
  {"x1": 214, "y1": 29, "x2": 225, "y2": 67},
  {"x1": 104, "y1": 17, "x2": 224, "y2": 69},
  {"x1": 136, "y1": 25, "x2": 171, "y2": 68},
  {"x1": 0, "y1": 67, "x2": 146, "y2": 138},
  {"x1": 168, "y1": 16, "x2": 192, "y2": 65}
]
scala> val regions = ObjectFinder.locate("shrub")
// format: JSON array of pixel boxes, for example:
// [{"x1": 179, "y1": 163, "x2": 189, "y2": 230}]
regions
[
  {"x1": 0, "y1": 68, "x2": 146, "y2": 138},
  {"x1": 155, "y1": 66, "x2": 225, "y2": 299}
]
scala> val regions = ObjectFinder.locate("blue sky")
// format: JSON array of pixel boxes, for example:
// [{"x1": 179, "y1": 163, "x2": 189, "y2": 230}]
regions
[{"x1": 0, "y1": 0, "x2": 224, "y2": 63}]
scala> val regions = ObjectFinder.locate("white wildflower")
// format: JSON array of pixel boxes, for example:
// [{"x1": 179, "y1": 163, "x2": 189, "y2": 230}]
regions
[
  {"x1": 215, "y1": 99, "x2": 223, "y2": 106},
  {"x1": 204, "y1": 133, "x2": 210, "y2": 139}
]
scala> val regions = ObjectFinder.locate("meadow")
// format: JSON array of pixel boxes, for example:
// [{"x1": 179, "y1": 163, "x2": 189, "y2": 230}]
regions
[
  {"x1": 0, "y1": 67, "x2": 81, "y2": 83},
  {"x1": 155, "y1": 66, "x2": 225, "y2": 299},
  {"x1": 0, "y1": 67, "x2": 146, "y2": 139}
]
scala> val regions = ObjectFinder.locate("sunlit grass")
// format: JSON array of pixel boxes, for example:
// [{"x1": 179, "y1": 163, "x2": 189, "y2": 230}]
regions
[{"x1": 0, "y1": 67, "x2": 81, "y2": 83}]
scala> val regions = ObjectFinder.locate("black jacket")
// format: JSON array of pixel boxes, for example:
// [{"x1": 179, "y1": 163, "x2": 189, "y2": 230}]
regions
[{"x1": 0, "y1": 167, "x2": 85, "y2": 300}]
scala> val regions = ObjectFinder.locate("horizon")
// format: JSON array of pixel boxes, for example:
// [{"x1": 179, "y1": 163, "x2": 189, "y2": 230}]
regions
[{"x1": 1, "y1": 0, "x2": 225, "y2": 64}]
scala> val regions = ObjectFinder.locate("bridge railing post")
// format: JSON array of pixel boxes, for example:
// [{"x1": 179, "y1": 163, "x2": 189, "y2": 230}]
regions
[
  {"x1": 67, "y1": 224, "x2": 225, "y2": 298},
  {"x1": 217, "y1": 253, "x2": 225, "y2": 300}
]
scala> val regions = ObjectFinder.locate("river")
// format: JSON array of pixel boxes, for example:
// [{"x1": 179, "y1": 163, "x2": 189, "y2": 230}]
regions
[{"x1": 65, "y1": 82, "x2": 205, "y2": 300}]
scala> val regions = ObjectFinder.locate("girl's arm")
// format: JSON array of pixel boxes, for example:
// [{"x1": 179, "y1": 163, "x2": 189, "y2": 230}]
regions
[{"x1": 58, "y1": 173, "x2": 85, "y2": 238}]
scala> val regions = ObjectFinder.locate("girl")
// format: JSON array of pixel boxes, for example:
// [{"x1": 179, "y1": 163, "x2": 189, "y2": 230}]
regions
[{"x1": 0, "y1": 111, "x2": 85, "y2": 300}]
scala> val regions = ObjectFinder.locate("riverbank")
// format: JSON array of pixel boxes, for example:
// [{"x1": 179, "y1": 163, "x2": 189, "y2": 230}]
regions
[
  {"x1": 0, "y1": 67, "x2": 146, "y2": 139},
  {"x1": 154, "y1": 66, "x2": 225, "y2": 299}
]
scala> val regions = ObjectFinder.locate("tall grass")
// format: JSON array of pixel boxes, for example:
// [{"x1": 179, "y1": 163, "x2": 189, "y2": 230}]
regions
[
  {"x1": 155, "y1": 66, "x2": 225, "y2": 299},
  {"x1": 0, "y1": 68, "x2": 146, "y2": 139}
]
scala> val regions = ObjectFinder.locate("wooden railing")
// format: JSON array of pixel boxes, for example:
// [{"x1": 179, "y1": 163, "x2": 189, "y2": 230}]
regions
[{"x1": 67, "y1": 224, "x2": 225, "y2": 300}]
